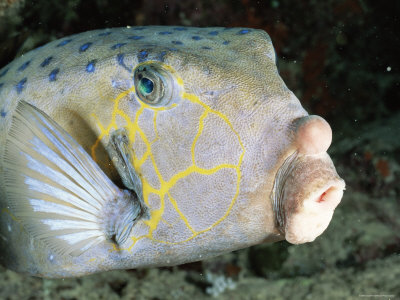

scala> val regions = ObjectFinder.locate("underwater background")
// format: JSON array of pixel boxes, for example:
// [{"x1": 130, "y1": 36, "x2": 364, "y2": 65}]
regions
[{"x1": 0, "y1": 0, "x2": 399, "y2": 299}]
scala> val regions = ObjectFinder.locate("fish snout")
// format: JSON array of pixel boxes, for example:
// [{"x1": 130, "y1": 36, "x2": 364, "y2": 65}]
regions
[
  {"x1": 293, "y1": 115, "x2": 332, "y2": 155},
  {"x1": 271, "y1": 115, "x2": 345, "y2": 244}
]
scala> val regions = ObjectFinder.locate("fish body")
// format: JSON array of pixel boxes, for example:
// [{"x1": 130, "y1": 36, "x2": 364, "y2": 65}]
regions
[{"x1": 0, "y1": 26, "x2": 345, "y2": 277}]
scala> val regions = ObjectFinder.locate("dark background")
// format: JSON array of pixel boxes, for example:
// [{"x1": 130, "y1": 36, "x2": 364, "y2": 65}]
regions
[{"x1": 0, "y1": 1, "x2": 399, "y2": 299}]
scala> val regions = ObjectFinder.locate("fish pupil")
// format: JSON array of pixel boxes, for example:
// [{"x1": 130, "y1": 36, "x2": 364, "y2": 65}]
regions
[{"x1": 139, "y1": 77, "x2": 154, "y2": 95}]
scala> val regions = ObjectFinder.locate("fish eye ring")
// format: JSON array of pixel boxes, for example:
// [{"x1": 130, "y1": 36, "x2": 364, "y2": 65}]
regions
[{"x1": 133, "y1": 62, "x2": 179, "y2": 107}]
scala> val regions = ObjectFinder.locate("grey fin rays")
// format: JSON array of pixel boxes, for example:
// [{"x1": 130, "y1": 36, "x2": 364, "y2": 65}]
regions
[{"x1": 2, "y1": 101, "x2": 146, "y2": 256}]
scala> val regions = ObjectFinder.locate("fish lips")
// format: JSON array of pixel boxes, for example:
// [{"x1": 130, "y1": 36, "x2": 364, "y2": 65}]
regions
[{"x1": 272, "y1": 151, "x2": 345, "y2": 244}]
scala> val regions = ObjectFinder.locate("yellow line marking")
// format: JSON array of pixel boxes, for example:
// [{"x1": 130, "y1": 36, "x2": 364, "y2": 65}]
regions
[
  {"x1": 191, "y1": 110, "x2": 208, "y2": 165},
  {"x1": 150, "y1": 111, "x2": 159, "y2": 144},
  {"x1": 167, "y1": 192, "x2": 194, "y2": 234},
  {"x1": 90, "y1": 61, "x2": 245, "y2": 253}
]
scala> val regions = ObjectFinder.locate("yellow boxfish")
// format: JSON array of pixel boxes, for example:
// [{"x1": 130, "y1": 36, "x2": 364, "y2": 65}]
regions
[{"x1": 0, "y1": 26, "x2": 345, "y2": 278}]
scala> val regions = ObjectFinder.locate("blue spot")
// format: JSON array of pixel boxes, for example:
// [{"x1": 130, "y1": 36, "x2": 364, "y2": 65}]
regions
[
  {"x1": 192, "y1": 36, "x2": 202, "y2": 41},
  {"x1": 117, "y1": 54, "x2": 125, "y2": 66},
  {"x1": 168, "y1": 48, "x2": 178, "y2": 51},
  {"x1": 138, "y1": 50, "x2": 148, "y2": 62},
  {"x1": 16, "y1": 78, "x2": 27, "y2": 94},
  {"x1": 223, "y1": 41, "x2": 230, "y2": 45},
  {"x1": 49, "y1": 68, "x2": 59, "y2": 82},
  {"x1": 208, "y1": 31, "x2": 219, "y2": 36},
  {"x1": 1, "y1": 108, "x2": 6, "y2": 118},
  {"x1": 117, "y1": 54, "x2": 125, "y2": 65},
  {"x1": 111, "y1": 43, "x2": 127, "y2": 50},
  {"x1": 158, "y1": 31, "x2": 172, "y2": 35},
  {"x1": 132, "y1": 27, "x2": 145, "y2": 31},
  {"x1": 40, "y1": 56, "x2": 53, "y2": 67},
  {"x1": 116, "y1": 54, "x2": 131, "y2": 72},
  {"x1": 128, "y1": 35, "x2": 144, "y2": 40},
  {"x1": 86, "y1": 61, "x2": 96, "y2": 73},
  {"x1": 238, "y1": 29, "x2": 250, "y2": 34},
  {"x1": 0, "y1": 83, "x2": 3, "y2": 89},
  {"x1": 79, "y1": 42, "x2": 92, "y2": 52},
  {"x1": 18, "y1": 61, "x2": 31, "y2": 71},
  {"x1": 158, "y1": 51, "x2": 167, "y2": 61},
  {"x1": 173, "y1": 27, "x2": 187, "y2": 31},
  {"x1": 0, "y1": 68, "x2": 9, "y2": 77},
  {"x1": 171, "y1": 41, "x2": 183, "y2": 45},
  {"x1": 57, "y1": 39, "x2": 72, "y2": 47},
  {"x1": 202, "y1": 46, "x2": 212, "y2": 50},
  {"x1": 98, "y1": 32, "x2": 112, "y2": 36}
]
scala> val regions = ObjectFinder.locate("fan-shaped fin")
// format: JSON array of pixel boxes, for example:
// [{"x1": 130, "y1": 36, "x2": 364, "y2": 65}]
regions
[{"x1": 3, "y1": 101, "x2": 145, "y2": 256}]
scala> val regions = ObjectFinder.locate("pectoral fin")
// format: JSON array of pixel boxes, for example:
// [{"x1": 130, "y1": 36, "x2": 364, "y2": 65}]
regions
[{"x1": 3, "y1": 101, "x2": 146, "y2": 256}]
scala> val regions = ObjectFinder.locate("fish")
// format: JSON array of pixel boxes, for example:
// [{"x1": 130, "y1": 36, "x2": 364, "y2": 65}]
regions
[{"x1": 0, "y1": 26, "x2": 345, "y2": 278}]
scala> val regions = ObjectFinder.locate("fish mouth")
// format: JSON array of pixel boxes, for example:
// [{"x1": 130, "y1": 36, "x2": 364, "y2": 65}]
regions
[{"x1": 271, "y1": 151, "x2": 345, "y2": 244}]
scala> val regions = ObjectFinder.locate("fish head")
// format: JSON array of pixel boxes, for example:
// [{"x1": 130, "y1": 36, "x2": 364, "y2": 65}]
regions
[{"x1": 105, "y1": 28, "x2": 345, "y2": 247}]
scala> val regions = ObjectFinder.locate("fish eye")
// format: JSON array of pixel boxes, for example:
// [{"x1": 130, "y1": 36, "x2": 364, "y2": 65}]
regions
[
  {"x1": 138, "y1": 77, "x2": 154, "y2": 95},
  {"x1": 133, "y1": 63, "x2": 179, "y2": 106}
]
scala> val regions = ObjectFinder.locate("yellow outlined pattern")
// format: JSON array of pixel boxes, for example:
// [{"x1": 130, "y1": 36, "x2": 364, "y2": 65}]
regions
[{"x1": 90, "y1": 61, "x2": 245, "y2": 252}]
